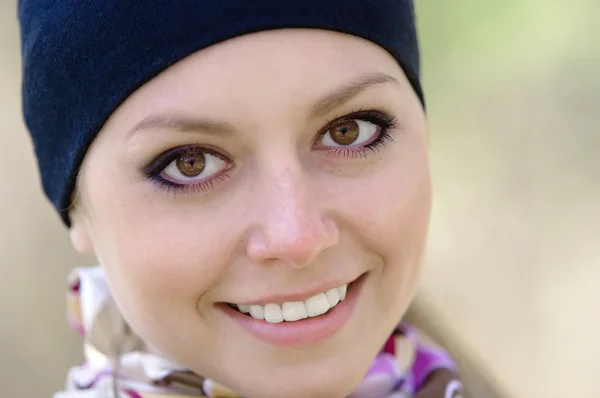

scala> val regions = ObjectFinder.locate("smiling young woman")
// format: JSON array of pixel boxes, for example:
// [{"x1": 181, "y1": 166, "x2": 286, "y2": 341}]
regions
[{"x1": 18, "y1": 1, "x2": 500, "y2": 397}]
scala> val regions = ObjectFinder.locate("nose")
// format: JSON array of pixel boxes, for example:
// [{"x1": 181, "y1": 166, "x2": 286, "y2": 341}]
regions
[{"x1": 246, "y1": 165, "x2": 340, "y2": 268}]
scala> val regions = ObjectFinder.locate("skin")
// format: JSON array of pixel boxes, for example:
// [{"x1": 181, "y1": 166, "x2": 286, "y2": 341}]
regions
[{"x1": 69, "y1": 29, "x2": 431, "y2": 398}]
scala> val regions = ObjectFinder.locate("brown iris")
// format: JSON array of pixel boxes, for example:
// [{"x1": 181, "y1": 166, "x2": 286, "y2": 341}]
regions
[
  {"x1": 176, "y1": 152, "x2": 206, "y2": 177},
  {"x1": 328, "y1": 120, "x2": 360, "y2": 145}
]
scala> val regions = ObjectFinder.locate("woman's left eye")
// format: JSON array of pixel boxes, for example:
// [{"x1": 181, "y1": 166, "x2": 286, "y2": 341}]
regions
[
  {"x1": 320, "y1": 119, "x2": 380, "y2": 148},
  {"x1": 315, "y1": 110, "x2": 397, "y2": 155}
]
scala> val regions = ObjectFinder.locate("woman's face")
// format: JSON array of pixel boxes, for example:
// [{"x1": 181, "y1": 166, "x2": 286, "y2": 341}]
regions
[{"x1": 70, "y1": 29, "x2": 431, "y2": 398}]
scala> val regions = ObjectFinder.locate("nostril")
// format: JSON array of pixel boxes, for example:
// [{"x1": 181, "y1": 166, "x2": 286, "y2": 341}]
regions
[{"x1": 245, "y1": 215, "x2": 339, "y2": 267}]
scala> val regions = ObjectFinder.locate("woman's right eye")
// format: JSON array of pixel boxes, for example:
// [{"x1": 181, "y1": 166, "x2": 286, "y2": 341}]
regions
[
  {"x1": 162, "y1": 150, "x2": 227, "y2": 183},
  {"x1": 144, "y1": 146, "x2": 232, "y2": 191}
]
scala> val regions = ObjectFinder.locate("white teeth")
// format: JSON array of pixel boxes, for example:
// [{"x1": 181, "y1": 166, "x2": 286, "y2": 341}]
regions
[
  {"x1": 325, "y1": 287, "x2": 340, "y2": 307},
  {"x1": 305, "y1": 292, "x2": 330, "y2": 317},
  {"x1": 237, "y1": 304, "x2": 250, "y2": 313},
  {"x1": 249, "y1": 305, "x2": 264, "y2": 320},
  {"x1": 264, "y1": 303, "x2": 284, "y2": 323},
  {"x1": 337, "y1": 284, "x2": 347, "y2": 301},
  {"x1": 282, "y1": 301, "x2": 308, "y2": 321},
  {"x1": 238, "y1": 283, "x2": 349, "y2": 322}
]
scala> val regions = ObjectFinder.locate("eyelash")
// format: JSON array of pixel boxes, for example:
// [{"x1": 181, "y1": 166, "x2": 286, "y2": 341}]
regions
[{"x1": 144, "y1": 109, "x2": 398, "y2": 195}]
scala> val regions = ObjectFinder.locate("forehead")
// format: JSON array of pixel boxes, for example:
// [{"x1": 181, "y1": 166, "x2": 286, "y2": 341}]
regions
[{"x1": 106, "y1": 29, "x2": 408, "y2": 127}]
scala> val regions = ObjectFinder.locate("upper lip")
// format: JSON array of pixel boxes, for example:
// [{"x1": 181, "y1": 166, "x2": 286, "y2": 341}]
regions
[{"x1": 229, "y1": 273, "x2": 363, "y2": 306}]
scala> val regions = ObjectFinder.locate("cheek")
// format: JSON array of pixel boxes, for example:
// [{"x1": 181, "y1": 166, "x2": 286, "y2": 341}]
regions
[
  {"x1": 85, "y1": 192, "x2": 236, "y2": 344},
  {"x1": 337, "y1": 149, "x2": 430, "y2": 250},
  {"x1": 331, "y1": 141, "x2": 431, "y2": 307}
]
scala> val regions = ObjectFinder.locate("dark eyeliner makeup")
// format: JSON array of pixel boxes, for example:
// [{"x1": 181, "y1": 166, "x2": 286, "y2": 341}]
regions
[{"x1": 143, "y1": 108, "x2": 399, "y2": 194}]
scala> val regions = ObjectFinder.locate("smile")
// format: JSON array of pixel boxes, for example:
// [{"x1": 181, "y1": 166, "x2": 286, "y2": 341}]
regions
[
  {"x1": 220, "y1": 274, "x2": 366, "y2": 347},
  {"x1": 230, "y1": 283, "x2": 347, "y2": 323}
]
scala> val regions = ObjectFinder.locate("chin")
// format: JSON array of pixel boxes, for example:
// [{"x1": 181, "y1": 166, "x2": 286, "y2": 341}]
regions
[{"x1": 231, "y1": 358, "x2": 369, "y2": 398}]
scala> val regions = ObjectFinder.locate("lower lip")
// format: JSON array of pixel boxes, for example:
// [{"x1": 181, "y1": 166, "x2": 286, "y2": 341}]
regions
[{"x1": 219, "y1": 274, "x2": 366, "y2": 347}]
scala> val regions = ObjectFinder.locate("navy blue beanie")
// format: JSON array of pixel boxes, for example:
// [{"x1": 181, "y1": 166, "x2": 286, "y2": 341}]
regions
[{"x1": 18, "y1": 0, "x2": 423, "y2": 226}]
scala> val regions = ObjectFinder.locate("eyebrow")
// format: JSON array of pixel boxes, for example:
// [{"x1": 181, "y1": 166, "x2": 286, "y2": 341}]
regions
[
  {"x1": 127, "y1": 72, "x2": 399, "y2": 140},
  {"x1": 309, "y1": 72, "x2": 399, "y2": 118},
  {"x1": 127, "y1": 115, "x2": 236, "y2": 141}
]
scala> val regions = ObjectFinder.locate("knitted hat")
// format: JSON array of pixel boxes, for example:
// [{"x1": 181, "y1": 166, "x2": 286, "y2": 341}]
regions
[{"x1": 18, "y1": 0, "x2": 423, "y2": 225}]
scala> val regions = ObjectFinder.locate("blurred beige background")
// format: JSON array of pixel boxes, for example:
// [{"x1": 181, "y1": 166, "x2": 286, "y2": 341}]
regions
[{"x1": 1, "y1": 1, "x2": 598, "y2": 397}]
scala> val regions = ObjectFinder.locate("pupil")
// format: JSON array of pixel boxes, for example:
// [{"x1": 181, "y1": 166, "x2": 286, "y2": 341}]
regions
[
  {"x1": 331, "y1": 121, "x2": 359, "y2": 145},
  {"x1": 176, "y1": 153, "x2": 205, "y2": 177}
]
